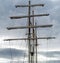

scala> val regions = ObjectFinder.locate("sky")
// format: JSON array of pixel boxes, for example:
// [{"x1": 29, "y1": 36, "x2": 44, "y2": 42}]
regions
[{"x1": 0, "y1": 0, "x2": 60, "y2": 63}]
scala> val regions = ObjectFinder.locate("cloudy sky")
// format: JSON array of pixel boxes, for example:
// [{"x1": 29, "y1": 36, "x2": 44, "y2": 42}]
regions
[{"x1": 0, "y1": 0, "x2": 60, "y2": 63}]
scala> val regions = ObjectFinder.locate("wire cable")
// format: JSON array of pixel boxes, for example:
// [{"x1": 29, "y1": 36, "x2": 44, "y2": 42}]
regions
[
  {"x1": 22, "y1": 40, "x2": 28, "y2": 63},
  {"x1": 9, "y1": 41, "x2": 13, "y2": 63},
  {"x1": 46, "y1": 39, "x2": 48, "y2": 63}
]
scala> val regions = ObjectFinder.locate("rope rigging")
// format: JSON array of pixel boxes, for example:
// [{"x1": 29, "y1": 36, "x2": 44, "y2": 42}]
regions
[
  {"x1": 23, "y1": 40, "x2": 28, "y2": 63},
  {"x1": 9, "y1": 41, "x2": 13, "y2": 63}
]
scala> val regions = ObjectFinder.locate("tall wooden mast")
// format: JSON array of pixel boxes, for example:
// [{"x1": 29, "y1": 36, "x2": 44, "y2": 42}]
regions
[{"x1": 4, "y1": 1, "x2": 55, "y2": 63}]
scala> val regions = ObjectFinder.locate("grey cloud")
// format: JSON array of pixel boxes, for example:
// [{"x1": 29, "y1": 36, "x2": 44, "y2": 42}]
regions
[
  {"x1": 3, "y1": 60, "x2": 60, "y2": 63},
  {"x1": 0, "y1": 48, "x2": 26, "y2": 59},
  {"x1": 38, "y1": 51, "x2": 60, "y2": 58},
  {"x1": 2, "y1": 60, "x2": 60, "y2": 63},
  {"x1": 45, "y1": 60, "x2": 60, "y2": 63},
  {"x1": 38, "y1": 60, "x2": 60, "y2": 63}
]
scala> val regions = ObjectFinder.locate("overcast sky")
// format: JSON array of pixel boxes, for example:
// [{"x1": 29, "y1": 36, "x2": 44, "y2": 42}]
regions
[{"x1": 0, "y1": 0, "x2": 60, "y2": 63}]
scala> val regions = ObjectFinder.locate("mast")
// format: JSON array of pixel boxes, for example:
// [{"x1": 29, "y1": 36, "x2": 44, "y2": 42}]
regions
[{"x1": 4, "y1": 1, "x2": 55, "y2": 63}]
